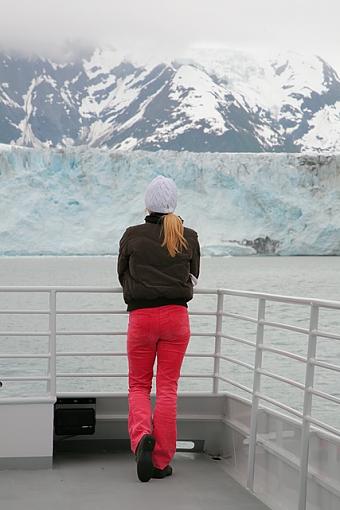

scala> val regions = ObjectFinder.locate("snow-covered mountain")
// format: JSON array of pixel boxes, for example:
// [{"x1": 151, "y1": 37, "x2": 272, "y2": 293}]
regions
[{"x1": 1, "y1": 46, "x2": 340, "y2": 152}]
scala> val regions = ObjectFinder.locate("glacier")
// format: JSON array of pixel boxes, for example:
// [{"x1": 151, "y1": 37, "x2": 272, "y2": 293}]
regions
[{"x1": 1, "y1": 145, "x2": 340, "y2": 256}]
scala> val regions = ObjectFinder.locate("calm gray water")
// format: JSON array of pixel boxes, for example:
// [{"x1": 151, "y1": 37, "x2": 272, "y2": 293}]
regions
[{"x1": 0, "y1": 256, "x2": 339, "y2": 428}]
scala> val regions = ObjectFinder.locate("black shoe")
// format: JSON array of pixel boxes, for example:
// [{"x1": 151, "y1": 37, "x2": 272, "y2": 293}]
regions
[
  {"x1": 151, "y1": 465, "x2": 173, "y2": 479},
  {"x1": 135, "y1": 434, "x2": 155, "y2": 482}
]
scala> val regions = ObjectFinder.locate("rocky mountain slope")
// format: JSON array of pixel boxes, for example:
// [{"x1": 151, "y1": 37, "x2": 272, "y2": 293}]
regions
[{"x1": 1, "y1": 46, "x2": 340, "y2": 152}]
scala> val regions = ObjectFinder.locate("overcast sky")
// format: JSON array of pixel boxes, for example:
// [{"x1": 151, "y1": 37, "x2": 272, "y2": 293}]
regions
[{"x1": 0, "y1": 0, "x2": 339, "y2": 72}]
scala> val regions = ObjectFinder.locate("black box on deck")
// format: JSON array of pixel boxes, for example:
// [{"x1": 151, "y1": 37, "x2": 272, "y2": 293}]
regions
[{"x1": 54, "y1": 398, "x2": 96, "y2": 435}]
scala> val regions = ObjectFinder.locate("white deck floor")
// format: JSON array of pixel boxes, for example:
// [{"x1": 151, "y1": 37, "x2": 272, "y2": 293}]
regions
[{"x1": 0, "y1": 451, "x2": 270, "y2": 510}]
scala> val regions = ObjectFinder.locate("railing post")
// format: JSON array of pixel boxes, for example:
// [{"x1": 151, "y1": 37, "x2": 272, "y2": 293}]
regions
[
  {"x1": 213, "y1": 290, "x2": 224, "y2": 393},
  {"x1": 298, "y1": 303, "x2": 319, "y2": 510},
  {"x1": 47, "y1": 289, "x2": 57, "y2": 398},
  {"x1": 247, "y1": 297, "x2": 266, "y2": 491}
]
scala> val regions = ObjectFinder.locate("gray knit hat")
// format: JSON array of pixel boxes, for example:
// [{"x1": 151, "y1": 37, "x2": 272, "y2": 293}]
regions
[{"x1": 144, "y1": 175, "x2": 177, "y2": 213}]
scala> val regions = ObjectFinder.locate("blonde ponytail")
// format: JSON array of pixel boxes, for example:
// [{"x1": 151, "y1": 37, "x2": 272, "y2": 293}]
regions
[{"x1": 160, "y1": 213, "x2": 189, "y2": 257}]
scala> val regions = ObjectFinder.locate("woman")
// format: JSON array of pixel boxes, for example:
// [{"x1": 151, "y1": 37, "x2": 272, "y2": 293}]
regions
[{"x1": 117, "y1": 175, "x2": 200, "y2": 483}]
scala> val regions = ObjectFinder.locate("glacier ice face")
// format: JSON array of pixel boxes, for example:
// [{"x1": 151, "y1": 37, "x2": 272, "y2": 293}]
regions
[{"x1": 1, "y1": 145, "x2": 340, "y2": 256}]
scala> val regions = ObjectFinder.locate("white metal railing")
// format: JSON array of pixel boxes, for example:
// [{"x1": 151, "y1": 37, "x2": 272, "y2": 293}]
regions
[{"x1": 0, "y1": 286, "x2": 340, "y2": 510}]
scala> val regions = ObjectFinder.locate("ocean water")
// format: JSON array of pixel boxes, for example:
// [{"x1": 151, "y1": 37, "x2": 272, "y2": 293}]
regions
[{"x1": 0, "y1": 255, "x2": 339, "y2": 428}]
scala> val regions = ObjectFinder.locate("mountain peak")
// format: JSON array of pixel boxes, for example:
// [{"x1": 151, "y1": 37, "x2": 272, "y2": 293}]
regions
[{"x1": 0, "y1": 47, "x2": 339, "y2": 152}]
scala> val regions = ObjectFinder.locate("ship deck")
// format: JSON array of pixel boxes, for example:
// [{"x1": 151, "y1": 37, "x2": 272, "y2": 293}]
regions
[
  {"x1": 2, "y1": 286, "x2": 340, "y2": 510},
  {"x1": 0, "y1": 450, "x2": 270, "y2": 510}
]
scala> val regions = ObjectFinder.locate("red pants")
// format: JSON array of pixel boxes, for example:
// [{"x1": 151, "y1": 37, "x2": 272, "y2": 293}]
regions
[{"x1": 127, "y1": 304, "x2": 190, "y2": 469}]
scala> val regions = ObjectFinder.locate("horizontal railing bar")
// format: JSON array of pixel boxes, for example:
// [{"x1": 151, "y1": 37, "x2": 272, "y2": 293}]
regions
[
  {"x1": 257, "y1": 368, "x2": 305, "y2": 390},
  {"x1": 0, "y1": 287, "x2": 213, "y2": 295},
  {"x1": 217, "y1": 354, "x2": 254, "y2": 370},
  {"x1": 218, "y1": 288, "x2": 340, "y2": 309},
  {"x1": 259, "y1": 345, "x2": 307, "y2": 363},
  {"x1": 0, "y1": 286, "x2": 339, "y2": 310},
  {"x1": 221, "y1": 311, "x2": 258, "y2": 324},
  {"x1": 220, "y1": 333, "x2": 255, "y2": 347},
  {"x1": 0, "y1": 310, "x2": 50, "y2": 314},
  {"x1": 217, "y1": 375, "x2": 253, "y2": 394},
  {"x1": 54, "y1": 331, "x2": 214, "y2": 337},
  {"x1": 0, "y1": 331, "x2": 50, "y2": 336},
  {"x1": 182, "y1": 352, "x2": 215, "y2": 358},
  {"x1": 56, "y1": 310, "x2": 216, "y2": 316},
  {"x1": 188, "y1": 311, "x2": 217, "y2": 316},
  {"x1": 188, "y1": 289, "x2": 218, "y2": 294},
  {"x1": 56, "y1": 310, "x2": 127, "y2": 315},
  {"x1": 56, "y1": 372, "x2": 214, "y2": 378},
  {"x1": 313, "y1": 330, "x2": 340, "y2": 341},
  {"x1": 0, "y1": 376, "x2": 50, "y2": 381},
  {"x1": 56, "y1": 391, "x2": 216, "y2": 397},
  {"x1": 308, "y1": 388, "x2": 340, "y2": 406},
  {"x1": 56, "y1": 352, "x2": 127, "y2": 357},
  {"x1": 0, "y1": 354, "x2": 50, "y2": 359},
  {"x1": 255, "y1": 392, "x2": 303, "y2": 418},
  {"x1": 261, "y1": 320, "x2": 309, "y2": 335},
  {"x1": 55, "y1": 351, "x2": 213, "y2": 358},
  {"x1": 310, "y1": 359, "x2": 340, "y2": 373},
  {"x1": 95, "y1": 412, "x2": 223, "y2": 422},
  {"x1": 306, "y1": 416, "x2": 340, "y2": 438},
  {"x1": 57, "y1": 373, "x2": 128, "y2": 378},
  {"x1": 56, "y1": 331, "x2": 127, "y2": 336},
  {"x1": 0, "y1": 287, "x2": 123, "y2": 293},
  {"x1": 190, "y1": 332, "x2": 215, "y2": 337},
  {"x1": 55, "y1": 331, "x2": 215, "y2": 337}
]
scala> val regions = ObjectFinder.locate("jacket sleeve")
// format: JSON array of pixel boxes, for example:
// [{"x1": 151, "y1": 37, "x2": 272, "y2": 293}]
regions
[
  {"x1": 117, "y1": 228, "x2": 130, "y2": 287},
  {"x1": 190, "y1": 233, "x2": 200, "y2": 279}
]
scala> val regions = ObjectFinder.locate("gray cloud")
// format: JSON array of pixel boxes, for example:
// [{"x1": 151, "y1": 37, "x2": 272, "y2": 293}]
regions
[{"x1": 0, "y1": 0, "x2": 339, "y2": 71}]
